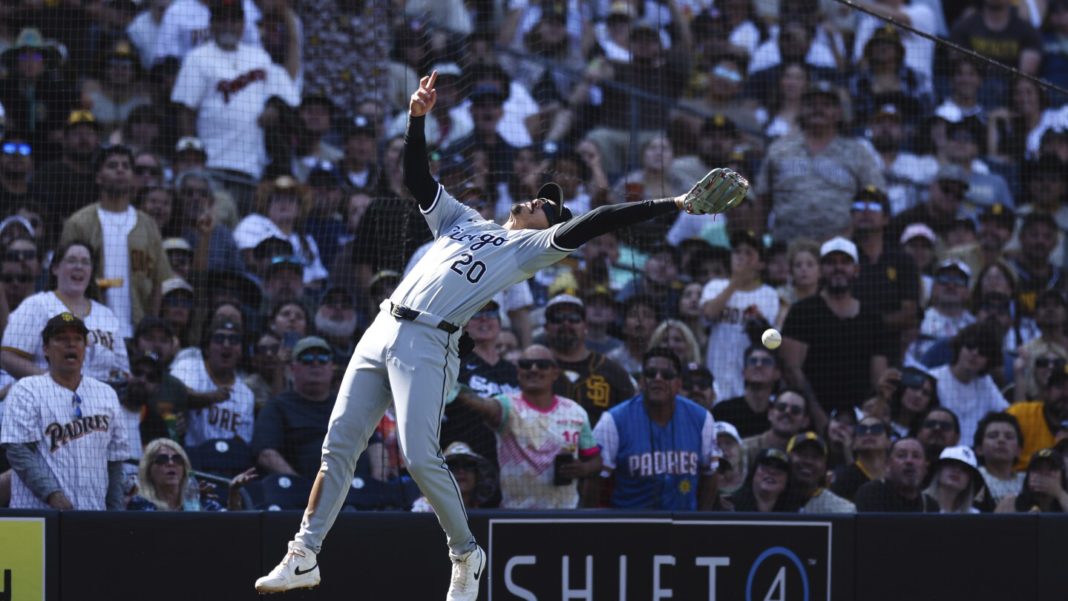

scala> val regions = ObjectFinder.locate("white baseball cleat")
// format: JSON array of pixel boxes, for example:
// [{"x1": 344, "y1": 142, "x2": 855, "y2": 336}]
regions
[
  {"x1": 255, "y1": 542, "x2": 321, "y2": 594},
  {"x1": 446, "y1": 545, "x2": 485, "y2": 601}
]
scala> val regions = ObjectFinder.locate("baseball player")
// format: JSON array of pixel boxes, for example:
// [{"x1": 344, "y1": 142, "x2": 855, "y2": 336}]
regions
[
  {"x1": 255, "y1": 71, "x2": 749, "y2": 599},
  {"x1": 0, "y1": 312, "x2": 130, "y2": 510}
]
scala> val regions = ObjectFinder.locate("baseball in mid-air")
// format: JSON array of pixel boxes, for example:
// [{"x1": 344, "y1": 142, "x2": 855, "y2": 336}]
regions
[{"x1": 762, "y1": 328, "x2": 782, "y2": 350}]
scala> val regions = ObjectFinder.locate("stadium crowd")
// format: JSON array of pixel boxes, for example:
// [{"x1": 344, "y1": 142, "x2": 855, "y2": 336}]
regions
[{"x1": 1, "y1": 0, "x2": 1068, "y2": 515}]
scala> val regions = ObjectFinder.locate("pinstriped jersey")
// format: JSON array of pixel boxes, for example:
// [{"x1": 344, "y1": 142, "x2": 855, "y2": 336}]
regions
[{"x1": 389, "y1": 185, "x2": 572, "y2": 326}]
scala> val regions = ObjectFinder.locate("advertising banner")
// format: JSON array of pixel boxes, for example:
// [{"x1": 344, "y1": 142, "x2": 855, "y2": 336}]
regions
[{"x1": 0, "y1": 517, "x2": 46, "y2": 601}]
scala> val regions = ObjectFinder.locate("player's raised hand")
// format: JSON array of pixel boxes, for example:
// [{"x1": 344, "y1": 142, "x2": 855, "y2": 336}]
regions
[{"x1": 409, "y1": 71, "x2": 438, "y2": 117}]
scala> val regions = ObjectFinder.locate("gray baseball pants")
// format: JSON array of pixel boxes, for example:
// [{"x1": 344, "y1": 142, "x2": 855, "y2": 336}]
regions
[{"x1": 292, "y1": 310, "x2": 476, "y2": 556}]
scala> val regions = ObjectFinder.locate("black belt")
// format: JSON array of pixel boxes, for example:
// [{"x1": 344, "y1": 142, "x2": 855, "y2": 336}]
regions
[{"x1": 389, "y1": 303, "x2": 459, "y2": 333}]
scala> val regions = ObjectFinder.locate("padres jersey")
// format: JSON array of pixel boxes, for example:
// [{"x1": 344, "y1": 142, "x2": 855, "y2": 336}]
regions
[
  {"x1": 169, "y1": 356, "x2": 255, "y2": 447},
  {"x1": 593, "y1": 395, "x2": 719, "y2": 510},
  {"x1": 1, "y1": 291, "x2": 130, "y2": 381},
  {"x1": 495, "y1": 392, "x2": 597, "y2": 510},
  {"x1": 0, "y1": 375, "x2": 130, "y2": 510},
  {"x1": 390, "y1": 186, "x2": 573, "y2": 326}
]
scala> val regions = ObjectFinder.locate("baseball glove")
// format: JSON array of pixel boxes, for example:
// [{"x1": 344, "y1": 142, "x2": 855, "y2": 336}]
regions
[{"x1": 682, "y1": 168, "x2": 750, "y2": 215}]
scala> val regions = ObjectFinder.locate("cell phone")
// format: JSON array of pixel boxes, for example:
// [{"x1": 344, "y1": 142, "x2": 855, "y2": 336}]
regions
[
  {"x1": 282, "y1": 331, "x2": 300, "y2": 350},
  {"x1": 900, "y1": 369, "x2": 927, "y2": 390},
  {"x1": 553, "y1": 454, "x2": 576, "y2": 486}
]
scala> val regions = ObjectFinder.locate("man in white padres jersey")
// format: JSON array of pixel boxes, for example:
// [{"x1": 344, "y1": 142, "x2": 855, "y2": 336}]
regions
[
  {"x1": 1, "y1": 313, "x2": 130, "y2": 510},
  {"x1": 256, "y1": 72, "x2": 749, "y2": 600}
]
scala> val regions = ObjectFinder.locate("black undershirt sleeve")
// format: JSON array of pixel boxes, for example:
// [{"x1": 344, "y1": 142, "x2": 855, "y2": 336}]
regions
[
  {"x1": 403, "y1": 115, "x2": 439, "y2": 211},
  {"x1": 552, "y1": 199, "x2": 680, "y2": 250}
]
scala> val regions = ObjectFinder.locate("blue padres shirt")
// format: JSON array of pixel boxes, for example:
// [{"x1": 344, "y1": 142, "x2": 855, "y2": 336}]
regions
[{"x1": 593, "y1": 394, "x2": 719, "y2": 510}]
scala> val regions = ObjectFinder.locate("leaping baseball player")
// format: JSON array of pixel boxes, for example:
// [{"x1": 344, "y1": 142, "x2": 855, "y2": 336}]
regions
[{"x1": 255, "y1": 71, "x2": 749, "y2": 600}]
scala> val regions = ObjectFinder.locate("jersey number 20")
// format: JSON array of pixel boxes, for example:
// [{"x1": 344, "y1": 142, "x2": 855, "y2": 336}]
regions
[{"x1": 450, "y1": 253, "x2": 486, "y2": 283}]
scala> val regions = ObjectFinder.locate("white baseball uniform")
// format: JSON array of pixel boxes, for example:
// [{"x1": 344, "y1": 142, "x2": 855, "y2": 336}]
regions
[
  {"x1": 1, "y1": 291, "x2": 130, "y2": 381},
  {"x1": 0, "y1": 374, "x2": 131, "y2": 510},
  {"x1": 169, "y1": 355, "x2": 255, "y2": 447},
  {"x1": 171, "y1": 41, "x2": 299, "y2": 179}
]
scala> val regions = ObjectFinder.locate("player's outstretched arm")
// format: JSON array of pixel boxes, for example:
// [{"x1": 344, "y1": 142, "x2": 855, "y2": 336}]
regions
[{"x1": 404, "y1": 72, "x2": 441, "y2": 211}]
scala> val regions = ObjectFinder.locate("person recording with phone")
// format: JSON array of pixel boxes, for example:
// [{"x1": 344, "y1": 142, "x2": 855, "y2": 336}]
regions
[{"x1": 453, "y1": 344, "x2": 599, "y2": 509}]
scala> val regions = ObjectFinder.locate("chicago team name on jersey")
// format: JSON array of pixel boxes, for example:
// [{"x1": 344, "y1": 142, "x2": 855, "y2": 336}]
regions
[
  {"x1": 446, "y1": 227, "x2": 507, "y2": 285},
  {"x1": 626, "y1": 450, "x2": 701, "y2": 478},
  {"x1": 217, "y1": 69, "x2": 266, "y2": 103},
  {"x1": 45, "y1": 415, "x2": 112, "y2": 452}
]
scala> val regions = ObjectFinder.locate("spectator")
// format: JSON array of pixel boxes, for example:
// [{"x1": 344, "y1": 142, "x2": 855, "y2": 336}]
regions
[
  {"x1": 234, "y1": 176, "x2": 327, "y2": 287},
  {"x1": 170, "y1": 0, "x2": 297, "y2": 184},
  {"x1": 252, "y1": 337, "x2": 339, "y2": 478},
  {"x1": 924, "y1": 445, "x2": 985, "y2": 513},
  {"x1": 714, "y1": 421, "x2": 747, "y2": 500},
  {"x1": 917, "y1": 406, "x2": 963, "y2": 461},
  {"x1": 988, "y1": 79, "x2": 1056, "y2": 164},
  {"x1": 832, "y1": 416, "x2": 892, "y2": 501},
  {"x1": 154, "y1": 0, "x2": 261, "y2": 64},
  {"x1": 60, "y1": 144, "x2": 173, "y2": 337},
  {"x1": 788, "y1": 432, "x2": 855, "y2": 513},
  {"x1": 1008, "y1": 212, "x2": 1062, "y2": 319},
  {"x1": 1016, "y1": 290, "x2": 1068, "y2": 401},
  {"x1": 1041, "y1": 0, "x2": 1068, "y2": 93},
  {"x1": 582, "y1": 286, "x2": 623, "y2": 355},
  {"x1": 612, "y1": 136, "x2": 692, "y2": 209},
  {"x1": 701, "y1": 230, "x2": 780, "y2": 400},
  {"x1": 995, "y1": 447, "x2": 1068, "y2": 512},
  {"x1": 944, "y1": 118, "x2": 1015, "y2": 210},
  {"x1": 588, "y1": 348, "x2": 720, "y2": 510},
  {"x1": 127, "y1": 0, "x2": 169, "y2": 69},
  {"x1": 681, "y1": 362, "x2": 716, "y2": 411},
  {"x1": 741, "y1": 389, "x2": 811, "y2": 468},
  {"x1": 454, "y1": 344, "x2": 601, "y2": 509},
  {"x1": 128, "y1": 438, "x2": 255, "y2": 510},
  {"x1": 0, "y1": 29, "x2": 76, "y2": 161},
  {"x1": 880, "y1": 367, "x2": 940, "y2": 437},
  {"x1": 911, "y1": 260, "x2": 976, "y2": 358},
  {"x1": 974, "y1": 412, "x2": 1025, "y2": 504},
  {"x1": 0, "y1": 134, "x2": 34, "y2": 209},
  {"x1": 411, "y1": 442, "x2": 499, "y2": 512},
  {"x1": 247, "y1": 331, "x2": 283, "y2": 411},
  {"x1": 443, "y1": 300, "x2": 519, "y2": 472},
  {"x1": 0, "y1": 253, "x2": 34, "y2": 315},
  {"x1": 314, "y1": 286, "x2": 359, "y2": 361},
  {"x1": 888, "y1": 164, "x2": 970, "y2": 242},
  {"x1": 442, "y1": 84, "x2": 517, "y2": 190},
  {"x1": 928, "y1": 323, "x2": 1008, "y2": 443},
  {"x1": 301, "y1": 166, "x2": 349, "y2": 270},
  {"x1": 1007, "y1": 365, "x2": 1068, "y2": 469},
  {"x1": 648, "y1": 320, "x2": 702, "y2": 368},
  {"x1": 753, "y1": 82, "x2": 885, "y2": 241},
  {"x1": 777, "y1": 238, "x2": 820, "y2": 312},
  {"x1": 614, "y1": 244, "x2": 683, "y2": 315},
  {"x1": 338, "y1": 115, "x2": 384, "y2": 194},
  {"x1": 545, "y1": 295, "x2": 635, "y2": 426},
  {"x1": 173, "y1": 170, "x2": 244, "y2": 274},
  {"x1": 1, "y1": 240, "x2": 129, "y2": 381},
  {"x1": 138, "y1": 186, "x2": 175, "y2": 237},
  {"x1": 1, "y1": 312, "x2": 130, "y2": 510},
  {"x1": 677, "y1": 282, "x2": 709, "y2": 352},
  {"x1": 760, "y1": 61, "x2": 808, "y2": 140},
  {"x1": 865, "y1": 103, "x2": 939, "y2": 216},
  {"x1": 949, "y1": 0, "x2": 1042, "y2": 98},
  {"x1": 131, "y1": 318, "x2": 189, "y2": 441},
  {"x1": 291, "y1": 95, "x2": 343, "y2": 182},
  {"x1": 671, "y1": 114, "x2": 743, "y2": 200},
  {"x1": 162, "y1": 238, "x2": 193, "y2": 283},
  {"x1": 30, "y1": 110, "x2": 101, "y2": 233},
  {"x1": 170, "y1": 316, "x2": 255, "y2": 447},
  {"x1": 160, "y1": 277, "x2": 196, "y2": 343},
  {"x1": 849, "y1": 26, "x2": 933, "y2": 129},
  {"x1": 84, "y1": 40, "x2": 152, "y2": 133},
  {"x1": 852, "y1": 0, "x2": 937, "y2": 81},
  {"x1": 607, "y1": 295, "x2": 660, "y2": 376},
  {"x1": 855, "y1": 437, "x2": 939, "y2": 511},
  {"x1": 730, "y1": 447, "x2": 795, "y2": 512},
  {"x1": 713, "y1": 346, "x2": 781, "y2": 438},
  {"x1": 267, "y1": 300, "x2": 308, "y2": 351},
  {"x1": 781, "y1": 237, "x2": 890, "y2": 428}
]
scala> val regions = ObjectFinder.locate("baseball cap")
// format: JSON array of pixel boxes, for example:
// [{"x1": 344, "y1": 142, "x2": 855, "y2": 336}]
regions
[
  {"x1": 935, "y1": 163, "x2": 970, "y2": 187},
  {"x1": 443, "y1": 441, "x2": 485, "y2": 462},
  {"x1": 682, "y1": 362, "x2": 714, "y2": 389},
  {"x1": 42, "y1": 312, "x2": 89, "y2": 342},
  {"x1": 65, "y1": 110, "x2": 99, "y2": 131},
  {"x1": 346, "y1": 114, "x2": 375, "y2": 139},
  {"x1": 537, "y1": 182, "x2": 572, "y2": 225},
  {"x1": 755, "y1": 447, "x2": 790, "y2": 471},
  {"x1": 266, "y1": 255, "x2": 304, "y2": 274},
  {"x1": 470, "y1": 84, "x2": 507, "y2": 105},
  {"x1": 545, "y1": 294, "x2": 584, "y2": 315},
  {"x1": 934, "y1": 445, "x2": 982, "y2": 483},
  {"x1": 979, "y1": 202, "x2": 1015, "y2": 228},
  {"x1": 852, "y1": 185, "x2": 889, "y2": 214},
  {"x1": 1029, "y1": 447, "x2": 1065, "y2": 470},
  {"x1": 253, "y1": 236, "x2": 295, "y2": 261},
  {"x1": 729, "y1": 229, "x2": 764, "y2": 259},
  {"x1": 900, "y1": 223, "x2": 936, "y2": 245},
  {"x1": 935, "y1": 258, "x2": 972, "y2": 280},
  {"x1": 583, "y1": 284, "x2": 615, "y2": 304},
  {"x1": 292, "y1": 336, "x2": 332, "y2": 358},
  {"x1": 713, "y1": 421, "x2": 743, "y2": 446},
  {"x1": 787, "y1": 431, "x2": 828, "y2": 456},
  {"x1": 803, "y1": 80, "x2": 839, "y2": 102},
  {"x1": 161, "y1": 276, "x2": 194, "y2": 297},
  {"x1": 430, "y1": 62, "x2": 462, "y2": 78},
  {"x1": 819, "y1": 236, "x2": 859, "y2": 263},
  {"x1": 162, "y1": 237, "x2": 193, "y2": 254},
  {"x1": 873, "y1": 103, "x2": 902, "y2": 121},
  {"x1": 175, "y1": 136, "x2": 206, "y2": 155},
  {"x1": 703, "y1": 114, "x2": 737, "y2": 135},
  {"x1": 135, "y1": 315, "x2": 175, "y2": 339}
]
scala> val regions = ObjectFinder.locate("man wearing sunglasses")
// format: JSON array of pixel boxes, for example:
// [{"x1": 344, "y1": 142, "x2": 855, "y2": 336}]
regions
[
  {"x1": 908, "y1": 259, "x2": 976, "y2": 360},
  {"x1": 713, "y1": 346, "x2": 781, "y2": 437},
  {"x1": 1, "y1": 312, "x2": 130, "y2": 510},
  {"x1": 916, "y1": 407, "x2": 962, "y2": 462},
  {"x1": 453, "y1": 344, "x2": 599, "y2": 509},
  {"x1": 257, "y1": 74, "x2": 747, "y2": 599},
  {"x1": 928, "y1": 322, "x2": 1008, "y2": 444},
  {"x1": 741, "y1": 390, "x2": 811, "y2": 470},
  {"x1": 252, "y1": 337, "x2": 341, "y2": 479},
  {"x1": 888, "y1": 163, "x2": 970, "y2": 243},
  {"x1": 1015, "y1": 290, "x2": 1068, "y2": 401},
  {"x1": 0, "y1": 133, "x2": 33, "y2": 209},
  {"x1": 588, "y1": 348, "x2": 721, "y2": 511}
]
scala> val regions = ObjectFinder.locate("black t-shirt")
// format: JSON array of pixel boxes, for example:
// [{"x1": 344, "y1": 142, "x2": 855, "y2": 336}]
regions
[
  {"x1": 553, "y1": 351, "x2": 636, "y2": 426},
  {"x1": 830, "y1": 462, "x2": 872, "y2": 502},
  {"x1": 441, "y1": 353, "x2": 520, "y2": 465},
  {"x1": 854, "y1": 245, "x2": 920, "y2": 321},
  {"x1": 252, "y1": 390, "x2": 347, "y2": 478},
  {"x1": 352, "y1": 195, "x2": 432, "y2": 275},
  {"x1": 712, "y1": 396, "x2": 770, "y2": 438},
  {"x1": 29, "y1": 161, "x2": 97, "y2": 234},
  {"x1": 854, "y1": 479, "x2": 940, "y2": 512},
  {"x1": 782, "y1": 295, "x2": 891, "y2": 414},
  {"x1": 949, "y1": 11, "x2": 1041, "y2": 70}
]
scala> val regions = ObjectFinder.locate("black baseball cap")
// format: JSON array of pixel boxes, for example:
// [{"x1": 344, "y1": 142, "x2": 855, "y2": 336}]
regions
[
  {"x1": 135, "y1": 315, "x2": 175, "y2": 339},
  {"x1": 42, "y1": 312, "x2": 89, "y2": 343},
  {"x1": 729, "y1": 229, "x2": 764, "y2": 259},
  {"x1": 537, "y1": 182, "x2": 573, "y2": 225},
  {"x1": 755, "y1": 447, "x2": 790, "y2": 470},
  {"x1": 979, "y1": 202, "x2": 1015, "y2": 229}
]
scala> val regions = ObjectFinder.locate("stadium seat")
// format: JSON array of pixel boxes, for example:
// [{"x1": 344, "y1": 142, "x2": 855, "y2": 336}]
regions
[
  {"x1": 246, "y1": 473, "x2": 314, "y2": 511},
  {"x1": 186, "y1": 437, "x2": 255, "y2": 478}
]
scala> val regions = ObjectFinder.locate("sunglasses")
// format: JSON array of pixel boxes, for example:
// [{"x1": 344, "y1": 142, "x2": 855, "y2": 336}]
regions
[
  {"x1": 164, "y1": 296, "x2": 194, "y2": 308},
  {"x1": 211, "y1": 333, "x2": 241, "y2": 346},
  {"x1": 746, "y1": 356, "x2": 776, "y2": 368},
  {"x1": 548, "y1": 312, "x2": 583, "y2": 325},
  {"x1": 72, "y1": 392, "x2": 83, "y2": 419},
  {"x1": 686, "y1": 379, "x2": 713, "y2": 390},
  {"x1": 773, "y1": 401, "x2": 804, "y2": 416},
  {"x1": 5, "y1": 249, "x2": 36, "y2": 261},
  {"x1": 850, "y1": 201, "x2": 883, "y2": 213},
  {"x1": 642, "y1": 367, "x2": 678, "y2": 380},
  {"x1": 1, "y1": 273, "x2": 32, "y2": 284},
  {"x1": 297, "y1": 352, "x2": 332, "y2": 365},
  {"x1": 517, "y1": 358, "x2": 557, "y2": 370},
  {"x1": 1036, "y1": 358, "x2": 1067, "y2": 369},
  {"x1": 152, "y1": 453, "x2": 182, "y2": 466},
  {"x1": 923, "y1": 419, "x2": 955, "y2": 432},
  {"x1": 855, "y1": 423, "x2": 887, "y2": 436},
  {"x1": 2, "y1": 142, "x2": 31, "y2": 156},
  {"x1": 470, "y1": 310, "x2": 498, "y2": 320},
  {"x1": 935, "y1": 274, "x2": 969, "y2": 287},
  {"x1": 134, "y1": 165, "x2": 161, "y2": 176}
]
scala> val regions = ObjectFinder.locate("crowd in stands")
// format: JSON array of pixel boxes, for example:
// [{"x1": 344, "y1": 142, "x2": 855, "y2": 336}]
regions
[{"x1": 2, "y1": 0, "x2": 1068, "y2": 515}]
